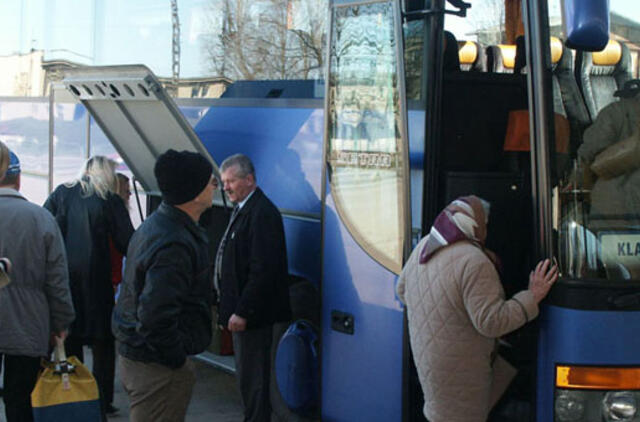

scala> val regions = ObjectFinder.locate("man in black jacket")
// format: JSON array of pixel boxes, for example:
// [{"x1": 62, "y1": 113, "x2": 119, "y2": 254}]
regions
[
  {"x1": 216, "y1": 153, "x2": 291, "y2": 422},
  {"x1": 112, "y1": 149, "x2": 216, "y2": 422}
]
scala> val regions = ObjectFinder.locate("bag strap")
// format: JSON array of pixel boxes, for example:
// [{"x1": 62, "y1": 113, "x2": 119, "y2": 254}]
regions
[
  {"x1": 54, "y1": 336, "x2": 67, "y2": 363},
  {"x1": 54, "y1": 337, "x2": 72, "y2": 390}
]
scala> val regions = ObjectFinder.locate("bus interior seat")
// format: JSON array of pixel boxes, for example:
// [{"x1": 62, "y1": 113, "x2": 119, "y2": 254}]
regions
[
  {"x1": 513, "y1": 36, "x2": 591, "y2": 175},
  {"x1": 444, "y1": 31, "x2": 461, "y2": 72},
  {"x1": 550, "y1": 38, "x2": 592, "y2": 168},
  {"x1": 576, "y1": 39, "x2": 632, "y2": 120},
  {"x1": 458, "y1": 41, "x2": 487, "y2": 72},
  {"x1": 486, "y1": 44, "x2": 516, "y2": 73}
]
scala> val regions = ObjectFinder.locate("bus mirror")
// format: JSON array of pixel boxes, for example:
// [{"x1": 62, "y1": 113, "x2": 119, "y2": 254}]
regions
[{"x1": 563, "y1": 0, "x2": 609, "y2": 51}]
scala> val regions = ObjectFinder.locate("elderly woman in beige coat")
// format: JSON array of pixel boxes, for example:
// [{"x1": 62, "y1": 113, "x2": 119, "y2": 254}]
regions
[{"x1": 396, "y1": 195, "x2": 558, "y2": 422}]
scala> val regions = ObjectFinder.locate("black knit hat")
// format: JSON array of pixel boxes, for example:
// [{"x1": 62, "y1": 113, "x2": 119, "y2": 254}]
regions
[{"x1": 154, "y1": 149, "x2": 213, "y2": 205}]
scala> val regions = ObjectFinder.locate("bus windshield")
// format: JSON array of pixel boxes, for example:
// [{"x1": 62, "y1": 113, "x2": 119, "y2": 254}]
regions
[{"x1": 549, "y1": 0, "x2": 640, "y2": 282}]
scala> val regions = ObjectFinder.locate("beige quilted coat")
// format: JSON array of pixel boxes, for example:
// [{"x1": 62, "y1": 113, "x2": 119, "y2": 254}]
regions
[{"x1": 396, "y1": 237, "x2": 538, "y2": 422}]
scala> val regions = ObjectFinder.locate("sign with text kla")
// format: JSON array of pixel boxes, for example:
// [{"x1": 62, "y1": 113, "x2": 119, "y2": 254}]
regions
[{"x1": 598, "y1": 231, "x2": 640, "y2": 280}]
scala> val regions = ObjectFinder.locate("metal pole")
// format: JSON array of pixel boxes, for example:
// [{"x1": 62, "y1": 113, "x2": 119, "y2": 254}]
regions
[
  {"x1": 421, "y1": 0, "x2": 445, "y2": 229},
  {"x1": 86, "y1": 111, "x2": 91, "y2": 159},
  {"x1": 171, "y1": 0, "x2": 181, "y2": 96},
  {"x1": 48, "y1": 84, "x2": 55, "y2": 194},
  {"x1": 523, "y1": 0, "x2": 553, "y2": 260}
]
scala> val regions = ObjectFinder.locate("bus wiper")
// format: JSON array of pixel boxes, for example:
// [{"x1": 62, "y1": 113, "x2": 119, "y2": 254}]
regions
[{"x1": 446, "y1": 0, "x2": 471, "y2": 12}]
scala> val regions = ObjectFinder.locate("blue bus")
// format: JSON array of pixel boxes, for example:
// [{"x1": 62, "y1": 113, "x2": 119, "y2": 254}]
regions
[{"x1": 2, "y1": 0, "x2": 640, "y2": 421}]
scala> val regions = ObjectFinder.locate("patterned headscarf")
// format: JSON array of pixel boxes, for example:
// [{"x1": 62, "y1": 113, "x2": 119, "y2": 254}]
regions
[{"x1": 419, "y1": 195, "x2": 493, "y2": 265}]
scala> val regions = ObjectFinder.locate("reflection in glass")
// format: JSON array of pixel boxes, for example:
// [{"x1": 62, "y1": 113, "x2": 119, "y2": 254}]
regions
[
  {"x1": 549, "y1": 1, "x2": 640, "y2": 282},
  {"x1": 327, "y1": 1, "x2": 406, "y2": 274}
]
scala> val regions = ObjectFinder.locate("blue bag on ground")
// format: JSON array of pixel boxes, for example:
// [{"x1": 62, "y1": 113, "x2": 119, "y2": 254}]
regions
[
  {"x1": 275, "y1": 320, "x2": 319, "y2": 415},
  {"x1": 31, "y1": 340, "x2": 101, "y2": 422}
]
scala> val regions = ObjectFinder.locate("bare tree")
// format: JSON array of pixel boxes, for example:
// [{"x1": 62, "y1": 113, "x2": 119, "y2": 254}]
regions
[
  {"x1": 202, "y1": 0, "x2": 326, "y2": 81},
  {"x1": 466, "y1": 0, "x2": 506, "y2": 45}
]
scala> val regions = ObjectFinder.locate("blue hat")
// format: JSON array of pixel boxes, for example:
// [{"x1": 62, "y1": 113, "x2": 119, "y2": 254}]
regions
[{"x1": 6, "y1": 151, "x2": 20, "y2": 175}]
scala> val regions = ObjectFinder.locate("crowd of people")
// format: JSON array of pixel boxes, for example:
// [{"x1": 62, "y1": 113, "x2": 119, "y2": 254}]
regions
[
  {"x1": 0, "y1": 135, "x2": 564, "y2": 422},
  {"x1": 0, "y1": 142, "x2": 291, "y2": 422}
]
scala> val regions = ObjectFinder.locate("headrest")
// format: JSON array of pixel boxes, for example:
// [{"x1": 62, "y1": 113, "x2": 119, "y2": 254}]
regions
[
  {"x1": 592, "y1": 40, "x2": 622, "y2": 66},
  {"x1": 458, "y1": 41, "x2": 478, "y2": 65},
  {"x1": 498, "y1": 45, "x2": 516, "y2": 69},
  {"x1": 514, "y1": 36, "x2": 564, "y2": 72},
  {"x1": 550, "y1": 37, "x2": 563, "y2": 64}
]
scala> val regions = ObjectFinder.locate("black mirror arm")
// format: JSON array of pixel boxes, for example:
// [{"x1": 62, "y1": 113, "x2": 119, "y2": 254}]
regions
[{"x1": 403, "y1": 0, "x2": 471, "y2": 20}]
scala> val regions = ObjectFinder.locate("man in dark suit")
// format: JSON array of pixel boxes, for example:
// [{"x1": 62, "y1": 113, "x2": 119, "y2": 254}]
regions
[{"x1": 215, "y1": 154, "x2": 291, "y2": 422}]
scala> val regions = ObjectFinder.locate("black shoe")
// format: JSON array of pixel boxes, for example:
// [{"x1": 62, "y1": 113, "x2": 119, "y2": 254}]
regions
[{"x1": 105, "y1": 404, "x2": 119, "y2": 415}]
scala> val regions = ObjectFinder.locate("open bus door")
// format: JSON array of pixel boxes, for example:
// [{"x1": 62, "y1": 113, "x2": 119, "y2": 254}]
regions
[{"x1": 321, "y1": 0, "x2": 412, "y2": 420}]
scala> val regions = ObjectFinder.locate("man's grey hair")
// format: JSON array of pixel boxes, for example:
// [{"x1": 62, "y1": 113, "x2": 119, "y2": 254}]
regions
[{"x1": 220, "y1": 154, "x2": 256, "y2": 180}]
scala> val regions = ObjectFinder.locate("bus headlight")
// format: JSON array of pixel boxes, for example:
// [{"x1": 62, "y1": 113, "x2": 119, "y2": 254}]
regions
[
  {"x1": 603, "y1": 391, "x2": 637, "y2": 422},
  {"x1": 555, "y1": 390, "x2": 586, "y2": 421}
]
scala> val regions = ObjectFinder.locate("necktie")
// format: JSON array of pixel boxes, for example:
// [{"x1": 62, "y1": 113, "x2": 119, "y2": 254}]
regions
[{"x1": 214, "y1": 206, "x2": 239, "y2": 292}]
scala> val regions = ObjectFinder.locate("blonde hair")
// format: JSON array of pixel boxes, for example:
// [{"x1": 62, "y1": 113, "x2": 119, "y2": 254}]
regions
[
  {"x1": 0, "y1": 141, "x2": 9, "y2": 182},
  {"x1": 67, "y1": 156, "x2": 118, "y2": 200}
]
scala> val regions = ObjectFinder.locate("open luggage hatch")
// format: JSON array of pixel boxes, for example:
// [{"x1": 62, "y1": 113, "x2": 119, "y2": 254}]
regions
[{"x1": 62, "y1": 65, "x2": 217, "y2": 193}]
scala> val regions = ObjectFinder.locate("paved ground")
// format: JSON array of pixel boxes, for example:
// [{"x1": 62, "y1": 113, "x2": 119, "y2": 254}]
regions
[{"x1": 0, "y1": 349, "x2": 244, "y2": 422}]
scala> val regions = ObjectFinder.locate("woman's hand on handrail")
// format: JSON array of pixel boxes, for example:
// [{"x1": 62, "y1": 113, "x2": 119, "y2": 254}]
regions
[{"x1": 528, "y1": 258, "x2": 559, "y2": 304}]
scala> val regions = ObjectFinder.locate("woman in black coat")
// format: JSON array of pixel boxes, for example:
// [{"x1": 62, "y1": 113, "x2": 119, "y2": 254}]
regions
[{"x1": 44, "y1": 156, "x2": 133, "y2": 415}]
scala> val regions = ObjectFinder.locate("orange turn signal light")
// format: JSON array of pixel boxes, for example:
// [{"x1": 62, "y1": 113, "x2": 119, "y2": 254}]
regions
[{"x1": 556, "y1": 365, "x2": 640, "y2": 390}]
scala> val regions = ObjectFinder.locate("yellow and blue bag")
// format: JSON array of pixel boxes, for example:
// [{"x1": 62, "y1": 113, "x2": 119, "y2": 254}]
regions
[{"x1": 31, "y1": 340, "x2": 102, "y2": 421}]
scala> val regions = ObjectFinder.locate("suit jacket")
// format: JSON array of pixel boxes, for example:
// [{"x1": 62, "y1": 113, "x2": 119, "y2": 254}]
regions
[{"x1": 217, "y1": 187, "x2": 291, "y2": 329}]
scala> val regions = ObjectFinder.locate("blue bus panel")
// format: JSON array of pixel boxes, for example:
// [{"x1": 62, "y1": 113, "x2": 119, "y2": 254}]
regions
[
  {"x1": 321, "y1": 193, "x2": 404, "y2": 421},
  {"x1": 194, "y1": 103, "x2": 324, "y2": 216},
  {"x1": 536, "y1": 305, "x2": 640, "y2": 421}
]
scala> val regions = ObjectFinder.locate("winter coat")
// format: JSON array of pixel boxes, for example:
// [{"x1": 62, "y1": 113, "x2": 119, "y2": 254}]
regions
[
  {"x1": 0, "y1": 188, "x2": 75, "y2": 356},
  {"x1": 217, "y1": 188, "x2": 291, "y2": 329},
  {"x1": 578, "y1": 95, "x2": 640, "y2": 221},
  {"x1": 44, "y1": 183, "x2": 133, "y2": 341},
  {"x1": 112, "y1": 203, "x2": 214, "y2": 369},
  {"x1": 396, "y1": 237, "x2": 538, "y2": 422}
]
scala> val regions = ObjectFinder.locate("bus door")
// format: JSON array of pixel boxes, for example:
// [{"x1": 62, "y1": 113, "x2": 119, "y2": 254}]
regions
[
  {"x1": 322, "y1": 0, "x2": 411, "y2": 420},
  {"x1": 404, "y1": 0, "x2": 543, "y2": 420}
]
